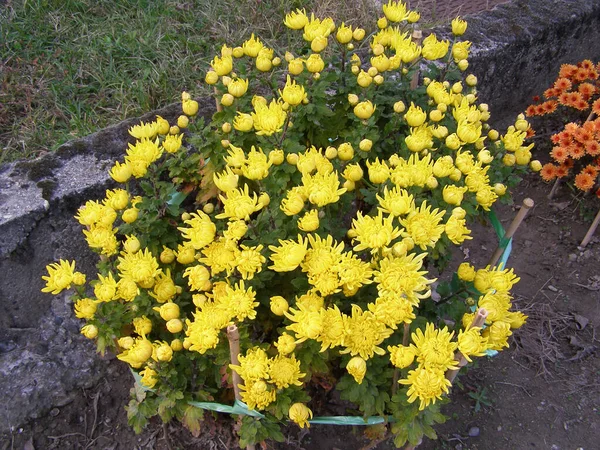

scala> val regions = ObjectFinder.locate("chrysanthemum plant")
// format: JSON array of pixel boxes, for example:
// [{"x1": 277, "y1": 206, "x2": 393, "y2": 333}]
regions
[
  {"x1": 42, "y1": 2, "x2": 532, "y2": 448},
  {"x1": 525, "y1": 59, "x2": 600, "y2": 246}
]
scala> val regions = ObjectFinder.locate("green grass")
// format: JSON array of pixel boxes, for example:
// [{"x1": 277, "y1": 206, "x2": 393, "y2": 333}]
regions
[{"x1": 0, "y1": 0, "x2": 382, "y2": 162}]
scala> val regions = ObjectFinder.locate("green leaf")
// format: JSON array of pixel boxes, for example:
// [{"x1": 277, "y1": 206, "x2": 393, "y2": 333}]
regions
[{"x1": 182, "y1": 405, "x2": 205, "y2": 437}]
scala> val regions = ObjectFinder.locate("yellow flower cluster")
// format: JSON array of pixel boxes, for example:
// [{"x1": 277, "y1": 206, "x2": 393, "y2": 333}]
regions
[
  {"x1": 40, "y1": 2, "x2": 533, "y2": 431},
  {"x1": 230, "y1": 347, "x2": 305, "y2": 410}
]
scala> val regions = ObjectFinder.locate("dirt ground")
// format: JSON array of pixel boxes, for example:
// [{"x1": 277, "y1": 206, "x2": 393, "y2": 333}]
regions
[{"x1": 1, "y1": 165, "x2": 598, "y2": 450}]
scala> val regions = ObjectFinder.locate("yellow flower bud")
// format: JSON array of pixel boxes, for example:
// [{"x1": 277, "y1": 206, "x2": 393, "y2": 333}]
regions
[
  {"x1": 429, "y1": 109, "x2": 444, "y2": 122},
  {"x1": 81, "y1": 324, "x2": 98, "y2": 339},
  {"x1": 305, "y1": 54, "x2": 324, "y2": 73},
  {"x1": 182, "y1": 99, "x2": 199, "y2": 116},
  {"x1": 348, "y1": 93, "x2": 359, "y2": 106},
  {"x1": 502, "y1": 153, "x2": 516, "y2": 167},
  {"x1": 286, "y1": 153, "x2": 299, "y2": 165},
  {"x1": 457, "y1": 262, "x2": 476, "y2": 281},
  {"x1": 221, "y1": 93, "x2": 235, "y2": 107},
  {"x1": 336, "y1": 23, "x2": 353, "y2": 44},
  {"x1": 343, "y1": 179, "x2": 356, "y2": 192},
  {"x1": 377, "y1": 17, "x2": 388, "y2": 29},
  {"x1": 177, "y1": 115, "x2": 189, "y2": 129},
  {"x1": 156, "y1": 342, "x2": 173, "y2": 362},
  {"x1": 347, "y1": 356, "x2": 367, "y2": 384},
  {"x1": 357, "y1": 70, "x2": 373, "y2": 88},
  {"x1": 272, "y1": 57, "x2": 281, "y2": 66},
  {"x1": 166, "y1": 318, "x2": 183, "y2": 333},
  {"x1": 452, "y1": 81, "x2": 463, "y2": 94},
  {"x1": 353, "y1": 28, "x2": 365, "y2": 40},
  {"x1": 170, "y1": 339, "x2": 183, "y2": 351},
  {"x1": 457, "y1": 59, "x2": 469, "y2": 71},
  {"x1": 354, "y1": 101, "x2": 376, "y2": 120},
  {"x1": 160, "y1": 247, "x2": 175, "y2": 264},
  {"x1": 359, "y1": 139, "x2": 373, "y2": 152},
  {"x1": 122, "y1": 208, "x2": 138, "y2": 224},
  {"x1": 203, "y1": 203, "x2": 214, "y2": 214},
  {"x1": 452, "y1": 17, "x2": 468, "y2": 35},
  {"x1": 269, "y1": 149, "x2": 285, "y2": 165},
  {"x1": 488, "y1": 129, "x2": 499, "y2": 141},
  {"x1": 477, "y1": 149, "x2": 494, "y2": 164},
  {"x1": 351, "y1": 65, "x2": 360, "y2": 74},
  {"x1": 205, "y1": 70, "x2": 218, "y2": 85},
  {"x1": 465, "y1": 74, "x2": 478, "y2": 86},
  {"x1": 325, "y1": 146, "x2": 338, "y2": 159},
  {"x1": 228, "y1": 78, "x2": 249, "y2": 97},
  {"x1": 337, "y1": 142, "x2": 354, "y2": 161},
  {"x1": 311, "y1": 35, "x2": 328, "y2": 53},
  {"x1": 289, "y1": 403, "x2": 313, "y2": 428},
  {"x1": 494, "y1": 183, "x2": 507, "y2": 196},
  {"x1": 343, "y1": 163, "x2": 364, "y2": 182},
  {"x1": 288, "y1": 58, "x2": 304, "y2": 75},
  {"x1": 393, "y1": 101, "x2": 406, "y2": 113},
  {"x1": 404, "y1": 102, "x2": 427, "y2": 127},
  {"x1": 445, "y1": 133, "x2": 461, "y2": 150}
]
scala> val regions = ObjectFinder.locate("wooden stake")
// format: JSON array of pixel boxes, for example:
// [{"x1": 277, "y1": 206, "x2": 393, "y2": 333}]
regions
[
  {"x1": 410, "y1": 29, "x2": 422, "y2": 90},
  {"x1": 488, "y1": 198, "x2": 534, "y2": 268},
  {"x1": 214, "y1": 86, "x2": 223, "y2": 113},
  {"x1": 226, "y1": 324, "x2": 242, "y2": 400},
  {"x1": 581, "y1": 208, "x2": 600, "y2": 247},
  {"x1": 226, "y1": 325, "x2": 256, "y2": 450},
  {"x1": 446, "y1": 308, "x2": 489, "y2": 383}
]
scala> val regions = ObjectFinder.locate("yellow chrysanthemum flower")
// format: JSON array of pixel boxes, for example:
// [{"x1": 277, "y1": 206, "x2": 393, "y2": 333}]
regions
[
  {"x1": 241, "y1": 146, "x2": 271, "y2": 180},
  {"x1": 129, "y1": 120, "x2": 159, "y2": 140},
  {"x1": 183, "y1": 264, "x2": 211, "y2": 291},
  {"x1": 94, "y1": 272, "x2": 118, "y2": 302},
  {"x1": 252, "y1": 99, "x2": 287, "y2": 136},
  {"x1": 421, "y1": 34, "x2": 449, "y2": 60},
  {"x1": 117, "y1": 248, "x2": 161, "y2": 285},
  {"x1": 400, "y1": 366, "x2": 452, "y2": 410},
  {"x1": 213, "y1": 167, "x2": 239, "y2": 193},
  {"x1": 382, "y1": 0, "x2": 410, "y2": 22},
  {"x1": 235, "y1": 244, "x2": 265, "y2": 280},
  {"x1": 297, "y1": 209, "x2": 320, "y2": 232},
  {"x1": 388, "y1": 344, "x2": 416, "y2": 369},
  {"x1": 445, "y1": 215, "x2": 473, "y2": 244},
  {"x1": 340, "y1": 305, "x2": 393, "y2": 360},
  {"x1": 374, "y1": 252, "x2": 433, "y2": 302},
  {"x1": 284, "y1": 8, "x2": 309, "y2": 29},
  {"x1": 41, "y1": 259, "x2": 81, "y2": 295},
  {"x1": 216, "y1": 185, "x2": 264, "y2": 221},
  {"x1": 280, "y1": 75, "x2": 307, "y2": 106},
  {"x1": 457, "y1": 327, "x2": 488, "y2": 362},
  {"x1": 316, "y1": 305, "x2": 347, "y2": 351},
  {"x1": 351, "y1": 210, "x2": 401, "y2": 253},
  {"x1": 411, "y1": 323, "x2": 458, "y2": 372},
  {"x1": 268, "y1": 235, "x2": 308, "y2": 272},
  {"x1": 151, "y1": 269, "x2": 178, "y2": 303},
  {"x1": 240, "y1": 380, "x2": 277, "y2": 411},
  {"x1": 198, "y1": 238, "x2": 239, "y2": 276},
  {"x1": 285, "y1": 303, "x2": 324, "y2": 343},
  {"x1": 117, "y1": 336, "x2": 153, "y2": 368},
  {"x1": 74, "y1": 298, "x2": 97, "y2": 319},
  {"x1": 376, "y1": 186, "x2": 415, "y2": 216},
  {"x1": 301, "y1": 171, "x2": 346, "y2": 207},
  {"x1": 368, "y1": 294, "x2": 416, "y2": 329},
  {"x1": 268, "y1": 354, "x2": 305, "y2": 389},
  {"x1": 178, "y1": 211, "x2": 217, "y2": 249},
  {"x1": 400, "y1": 202, "x2": 445, "y2": 250},
  {"x1": 139, "y1": 367, "x2": 158, "y2": 388}
]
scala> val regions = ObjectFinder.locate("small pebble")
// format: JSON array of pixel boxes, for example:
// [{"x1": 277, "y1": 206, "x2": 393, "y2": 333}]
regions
[
  {"x1": 568, "y1": 253, "x2": 578, "y2": 261},
  {"x1": 468, "y1": 426, "x2": 480, "y2": 437},
  {"x1": 50, "y1": 408, "x2": 60, "y2": 417},
  {"x1": 547, "y1": 285, "x2": 558, "y2": 292},
  {"x1": 497, "y1": 425, "x2": 502, "y2": 432}
]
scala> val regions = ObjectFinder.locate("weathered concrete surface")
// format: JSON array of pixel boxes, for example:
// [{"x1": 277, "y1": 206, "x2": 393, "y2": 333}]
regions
[{"x1": 1, "y1": 0, "x2": 600, "y2": 434}]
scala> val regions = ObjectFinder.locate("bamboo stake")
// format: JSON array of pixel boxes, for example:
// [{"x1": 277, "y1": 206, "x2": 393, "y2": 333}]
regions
[
  {"x1": 445, "y1": 308, "x2": 489, "y2": 383},
  {"x1": 226, "y1": 325, "x2": 242, "y2": 401},
  {"x1": 488, "y1": 198, "x2": 534, "y2": 267},
  {"x1": 410, "y1": 29, "x2": 422, "y2": 90},
  {"x1": 581, "y1": 208, "x2": 600, "y2": 247},
  {"x1": 214, "y1": 86, "x2": 223, "y2": 113},
  {"x1": 226, "y1": 325, "x2": 256, "y2": 450}
]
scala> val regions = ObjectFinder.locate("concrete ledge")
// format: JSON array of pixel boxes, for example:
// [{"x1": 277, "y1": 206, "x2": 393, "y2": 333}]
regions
[{"x1": 1, "y1": 0, "x2": 600, "y2": 433}]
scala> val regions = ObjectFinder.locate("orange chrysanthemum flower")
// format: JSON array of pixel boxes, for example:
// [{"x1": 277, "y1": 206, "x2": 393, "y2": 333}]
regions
[
  {"x1": 582, "y1": 164, "x2": 599, "y2": 178},
  {"x1": 554, "y1": 77, "x2": 572, "y2": 91},
  {"x1": 556, "y1": 165, "x2": 570, "y2": 178},
  {"x1": 573, "y1": 127, "x2": 593, "y2": 143},
  {"x1": 574, "y1": 171, "x2": 595, "y2": 191},
  {"x1": 526, "y1": 127, "x2": 536, "y2": 138},
  {"x1": 550, "y1": 146, "x2": 569, "y2": 163},
  {"x1": 542, "y1": 101, "x2": 558, "y2": 114},
  {"x1": 592, "y1": 98, "x2": 600, "y2": 116},
  {"x1": 550, "y1": 133, "x2": 561, "y2": 144},
  {"x1": 568, "y1": 143, "x2": 586, "y2": 159},
  {"x1": 525, "y1": 105, "x2": 537, "y2": 117},
  {"x1": 557, "y1": 92, "x2": 570, "y2": 106},
  {"x1": 585, "y1": 139, "x2": 600, "y2": 156},
  {"x1": 562, "y1": 158, "x2": 574, "y2": 169},
  {"x1": 540, "y1": 163, "x2": 558, "y2": 182},
  {"x1": 574, "y1": 99, "x2": 589, "y2": 111},
  {"x1": 573, "y1": 68, "x2": 589, "y2": 83},
  {"x1": 580, "y1": 60, "x2": 594, "y2": 70},
  {"x1": 544, "y1": 87, "x2": 558, "y2": 99},
  {"x1": 559, "y1": 64, "x2": 578, "y2": 79},
  {"x1": 578, "y1": 82, "x2": 596, "y2": 98}
]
